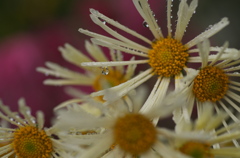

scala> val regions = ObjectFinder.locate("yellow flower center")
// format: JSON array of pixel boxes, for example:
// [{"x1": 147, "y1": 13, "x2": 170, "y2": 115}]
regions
[
  {"x1": 13, "y1": 126, "x2": 53, "y2": 158},
  {"x1": 193, "y1": 66, "x2": 229, "y2": 102},
  {"x1": 179, "y1": 141, "x2": 213, "y2": 158},
  {"x1": 113, "y1": 113, "x2": 157, "y2": 155},
  {"x1": 148, "y1": 38, "x2": 189, "y2": 77},
  {"x1": 93, "y1": 69, "x2": 127, "y2": 91}
]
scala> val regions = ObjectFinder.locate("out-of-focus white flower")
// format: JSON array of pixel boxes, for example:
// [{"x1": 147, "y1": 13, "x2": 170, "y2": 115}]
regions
[
  {"x1": 37, "y1": 40, "x2": 136, "y2": 93},
  {"x1": 0, "y1": 99, "x2": 77, "y2": 158},
  {"x1": 53, "y1": 90, "x2": 187, "y2": 158},
  {"x1": 173, "y1": 103, "x2": 240, "y2": 158}
]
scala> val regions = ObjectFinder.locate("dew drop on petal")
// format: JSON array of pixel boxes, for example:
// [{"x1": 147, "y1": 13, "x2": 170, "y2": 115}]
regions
[
  {"x1": 98, "y1": 18, "x2": 106, "y2": 25},
  {"x1": 142, "y1": 21, "x2": 149, "y2": 28}
]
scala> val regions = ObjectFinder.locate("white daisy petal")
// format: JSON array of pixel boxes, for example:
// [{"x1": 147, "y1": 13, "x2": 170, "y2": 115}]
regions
[
  {"x1": 81, "y1": 59, "x2": 148, "y2": 67},
  {"x1": 175, "y1": 0, "x2": 198, "y2": 41},
  {"x1": 133, "y1": 0, "x2": 163, "y2": 39},
  {"x1": 186, "y1": 17, "x2": 229, "y2": 48}
]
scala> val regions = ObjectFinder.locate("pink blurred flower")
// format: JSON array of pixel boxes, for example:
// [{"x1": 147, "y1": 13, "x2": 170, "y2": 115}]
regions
[{"x1": 0, "y1": 32, "x2": 71, "y2": 126}]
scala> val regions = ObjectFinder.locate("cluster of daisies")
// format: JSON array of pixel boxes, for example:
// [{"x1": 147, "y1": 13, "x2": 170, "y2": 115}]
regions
[{"x1": 2, "y1": 0, "x2": 240, "y2": 157}]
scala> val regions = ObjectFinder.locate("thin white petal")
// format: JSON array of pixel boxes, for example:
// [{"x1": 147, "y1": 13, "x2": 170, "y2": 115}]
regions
[
  {"x1": 90, "y1": 69, "x2": 152, "y2": 105},
  {"x1": 79, "y1": 136, "x2": 113, "y2": 158},
  {"x1": 90, "y1": 12, "x2": 150, "y2": 51},
  {"x1": 209, "y1": 132, "x2": 240, "y2": 144},
  {"x1": 218, "y1": 99, "x2": 239, "y2": 122},
  {"x1": 85, "y1": 40, "x2": 109, "y2": 62},
  {"x1": 54, "y1": 110, "x2": 113, "y2": 130},
  {"x1": 89, "y1": 9, "x2": 152, "y2": 44},
  {"x1": 133, "y1": 0, "x2": 163, "y2": 39},
  {"x1": 36, "y1": 111, "x2": 44, "y2": 130},
  {"x1": 54, "y1": 99, "x2": 82, "y2": 111},
  {"x1": 197, "y1": 39, "x2": 210, "y2": 68},
  {"x1": 167, "y1": 0, "x2": 173, "y2": 37},
  {"x1": 125, "y1": 57, "x2": 137, "y2": 79},
  {"x1": 18, "y1": 99, "x2": 36, "y2": 126},
  {"x1": 210, "y1": 148, "x2": 240, "y2": 157},
  {"x1": 153, "y1": 141, "x2": 189, "y2": 158},
  {"x1": 91, "y1": 38, "x2": 149, "y2": 57},
  {"x1": 81, "y1": 60, "x2": 148, "y2": 67},
  {"x1": 175, "y1": 0, "x2": 198, "y2": 41},
  {"x1": 222, "y1": 59, "x2": 240, "y2": 69},
  {"x1": 230, "y1": 80, "x2": 240, "y2": 87},
  {"x1": 59, "y1": 43, "x2": 92, "y2": 66},
  {"x1": 209, "y1": 41, "x2": 228, "y2": 66},
  {"x1": 224, "y1": 65, "x2": 240, "y2": 72},
  {"x1": 43, "y1": 79, "x2": 93, "y2": 86},
  {"x1": 186, "y1": 18, "x2": 229, "y2": 48},
  {"x1": 80, "y1": 29, "x2": 149, "y2": 57}
]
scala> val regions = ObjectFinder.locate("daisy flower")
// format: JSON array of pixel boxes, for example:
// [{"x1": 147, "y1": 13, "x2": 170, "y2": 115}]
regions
[
  {"x1": 53, "y1": 90, "x2": 187, "y2": 158},
  {"x1": 37, "y1": 40, "x2": 136, "y2": 95},
  {"x1": 78, "y1": 0, "x2": 235, "y2": 109},
  {"x1": 0, "y1": 99, "x2": 77, "y2": 158},
  {"x1": 172, "y1": 103, "x2": 240, "y2": 158},
  {"x1": 173, "y1": 39, "x2": 240, "y2": 124}
]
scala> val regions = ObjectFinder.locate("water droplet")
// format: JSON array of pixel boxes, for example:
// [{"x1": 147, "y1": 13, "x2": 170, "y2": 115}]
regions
[
  {"x1": 171, "y1": 16, "x2": 173, "y2": 19},
  {"x1": 193, "y1": 11, "x2": 196, "y2": 14},
  {"x1": 32, "y1": 120, "x2": 36, "y2": 124},
  {"x1": 142, "y1": 21, "x2": 149, "y2": 28},
  {"x1": 101, "y1": 67, "x2": 109, "y2": 75},
  {"x1": 98, "y1": 18, "x2": 106, "y2": 25},
  {"x1": 206, "y1": 25, "x2": 213, "y2": 30}
]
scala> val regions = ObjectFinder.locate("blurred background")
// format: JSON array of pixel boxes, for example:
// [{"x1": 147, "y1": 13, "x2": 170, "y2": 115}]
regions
[{"x1": 0, "y1": 0, "x2": 239, "y2": 126}]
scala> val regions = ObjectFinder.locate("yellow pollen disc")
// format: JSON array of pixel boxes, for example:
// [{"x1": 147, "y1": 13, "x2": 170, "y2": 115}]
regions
[
  {"x1": 193, "y1": 66, "x2": 229, "y2": 102},
  {"x1": 113, "y1": 113, "x2": 157, "y2": 155},
  {"x1": 179, "y1": 141, "x2": 213, "y2": 158},
  {"x1": 148, "y1": 38, "x2": 189, "y2": 77},
  {"x1": 13, "y1": 126, "x2": 53, "y2": 158},
  {"x1": 93, "y1": 70, "x2": 127, "y2": 91}
]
